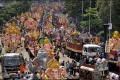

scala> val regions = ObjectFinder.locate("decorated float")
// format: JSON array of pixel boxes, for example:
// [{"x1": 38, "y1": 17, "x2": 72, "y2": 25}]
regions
[
  {"x1": 106, "y1": 31, "x2": 120, "y2": 74},
  {"x1": 32, "y1": 37, "x2": 67, "y2": 79},
  {"x1": 19, "y1": 10, "x2": 41, "y2": 57},
  {"x1": 65, "y1": 28, "x2": 101, "y2": 61},
  {"x1": 3, "y1": 22, "x2": 21, "y2": 52},
  {"x1": 66, "y1": 29, "x2": 84, "y2": 54},
  {"x1": 66, "y1": 30, "x2": 83, "y2": 53},
  {"x1": 80, "y1": 58, "x2": 108, "y2": 80}
]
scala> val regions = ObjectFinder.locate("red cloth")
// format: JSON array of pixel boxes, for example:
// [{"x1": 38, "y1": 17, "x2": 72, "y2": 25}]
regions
[
  {"x1": 19, "y1": 64, "x2": 26, "y2": 73},
  {"x1": 111, "y1": 50, "x2": 117, "y2": 57}
]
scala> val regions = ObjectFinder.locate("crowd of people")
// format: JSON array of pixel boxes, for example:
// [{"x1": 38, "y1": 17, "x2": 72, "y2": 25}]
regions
[{"x1": 14, "y1": 49, "x2": 80, "y2": 80}]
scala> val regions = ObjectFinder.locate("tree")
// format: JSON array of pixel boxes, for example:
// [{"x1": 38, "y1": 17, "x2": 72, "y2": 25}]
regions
[
  {"x1": 80, "y1": 7, "x2": 102, "y2": 33},
  {"x1": 0, "y1": 0, "x2": 32, "y2": 33},
  {"x1": 64, "y1": 0, "x2": 82, "y2": 22},
  {"x1": 0, "y1": 0, "x2": 31, "y2": 24},
  {"x1": 64, "y1": 0, "x2": 97, "y2": 30},
  {"x1": 97, "y1": 0, "x2": 120, "y2": 31}
]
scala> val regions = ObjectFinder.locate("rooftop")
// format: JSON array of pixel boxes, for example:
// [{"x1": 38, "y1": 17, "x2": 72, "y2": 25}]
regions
[
  {"x1": 83, "y1": 44, "x2": 100, "y2": 48},
  {"x1": 3, "y1": 53, "x2": 20, "y2": 57}
]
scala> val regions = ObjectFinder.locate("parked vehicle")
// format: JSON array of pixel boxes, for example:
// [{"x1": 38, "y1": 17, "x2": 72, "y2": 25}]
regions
[
  {"x1": 66, "y1": 43, "x2": 101, "y2": 61},
  {"x1": 82, "y1": 44, "x2": 101, "y2": 57},
  {"x1": 1, "y1": 53, "x2": 25, "y2": 79}
]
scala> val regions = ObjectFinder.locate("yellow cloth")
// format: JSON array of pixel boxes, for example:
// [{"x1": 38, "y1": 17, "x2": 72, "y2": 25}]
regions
[{"x1": 44, "y1": 37, "x2": 50, "y2": 44}]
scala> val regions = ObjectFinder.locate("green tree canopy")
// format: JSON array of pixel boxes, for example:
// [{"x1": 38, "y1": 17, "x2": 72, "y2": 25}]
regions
[
  {"x1": 0, "y1": 0, "x2": 31, "y2": 24},
  {"x1": 64, "y1": 0, "x2": 97, "y2": 30},
  {"x1": 80, "y1": 7, "x2": 102, "y2": 29},
  {"x1": 97, "y1": 0, "x2": 120, "y2": 31}
]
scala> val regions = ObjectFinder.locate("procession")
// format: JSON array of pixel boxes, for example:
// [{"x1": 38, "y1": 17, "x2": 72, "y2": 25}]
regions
[{"x1": 0, "y1": 0, "x2": 120, "y2": 80}]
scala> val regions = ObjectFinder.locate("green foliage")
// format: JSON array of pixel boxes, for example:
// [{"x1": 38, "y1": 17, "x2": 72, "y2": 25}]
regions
[
  {"x1": 80, "y1": 7, "x2": 102, "y2": 28},
  {"x1": 64, "y1": 0, "x2": 82, "y2": 18},
  {"x1": 0, "y1": 1, "x2": 31, "y2": 24},
  {"x1": 64, "y1": 0, "x2": 97, "y2": 30},
  {"x1": 97, "y1": 0, "x2": 120, "y2": 31}
]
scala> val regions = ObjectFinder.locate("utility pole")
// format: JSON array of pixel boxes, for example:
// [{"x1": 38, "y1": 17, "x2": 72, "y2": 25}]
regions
[
  {"x1": 89, "y1": 0, "x2": 91, "y2": 34},
  {"x1": 103, "y1": 24, "x2": 109, "y2": 58},
  {"x1": 82, "y1": 0, "x2": 84, "y2": 21},
  {"x1": 102, "y1": 0, "x2": 112, "y2": 58},
  {"x1": 108, "y1": 0, "x2": 112, "y2": 40}
]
